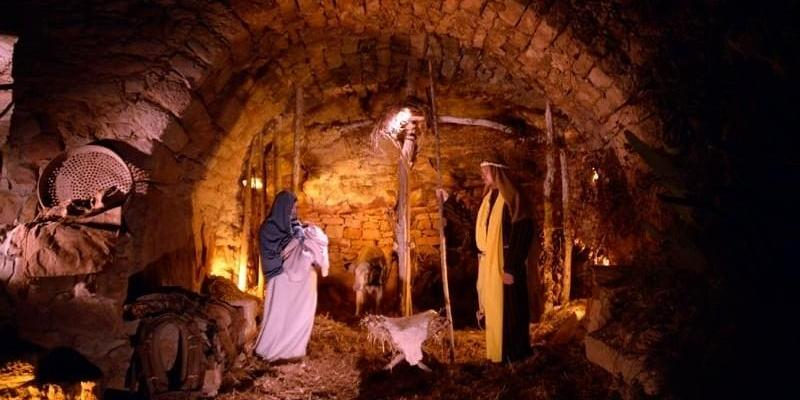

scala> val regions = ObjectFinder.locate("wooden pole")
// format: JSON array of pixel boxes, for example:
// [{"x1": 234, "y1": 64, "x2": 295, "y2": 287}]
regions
[
  {"x1": 257, "y1": 134, "x2": 268, "y2": 297},
  {"x1": 273, "y1": 124, "x2": 280, "y2": 192},
  {"x1": 249, "y1": 143, "x2": 259, "y2": 288},
  {"x1": 542, "y1": 101, "x2": 556, "y2": 313},
  {"x1": 238, "y1": 142, "x2": 256, "y2": 291},
  {"x1": 428, "y1": 59, "x2": 456, "y2": 363},
  {"x1": 292, "y1": 86, "x2": 303, "y2": 194},
  {"x1": 558, "y1": 128, "x2": 573, "y2": 305}
]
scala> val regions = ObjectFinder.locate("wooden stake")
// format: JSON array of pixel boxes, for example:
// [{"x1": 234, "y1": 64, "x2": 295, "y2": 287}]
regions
[
  {"x1": 292, "y1": 86, "x2": 303, "y2": 194},
  {"x1": 558, "y1": 128, "x2": 573, "y2": 305},
  {"x1": 542, "y1": 102, "x2": 557, "y2": 314},
  {"x1": 428, "y1": 59, "x2": 456, "y2": 363}
]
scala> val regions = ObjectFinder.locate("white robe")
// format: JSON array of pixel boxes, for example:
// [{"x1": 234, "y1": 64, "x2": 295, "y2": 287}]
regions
[{"x1": 254, "y1": 225, "x2": 329, "y2": 361}]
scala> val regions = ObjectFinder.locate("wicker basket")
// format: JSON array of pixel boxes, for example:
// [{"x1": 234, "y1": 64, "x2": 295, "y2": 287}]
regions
[{"x1": 37, "y1": 144, "x2": 133, "y2": 208}]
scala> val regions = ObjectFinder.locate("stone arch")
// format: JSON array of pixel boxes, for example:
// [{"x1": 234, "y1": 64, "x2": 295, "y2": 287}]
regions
[{"x1": 4, "y1": 0, "x2": 664, "y2": 288}]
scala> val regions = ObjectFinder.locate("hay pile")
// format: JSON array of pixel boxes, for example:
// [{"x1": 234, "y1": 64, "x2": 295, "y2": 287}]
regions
[{"x1": 218, "y1": 310, "x2": 613, "y2": 399}]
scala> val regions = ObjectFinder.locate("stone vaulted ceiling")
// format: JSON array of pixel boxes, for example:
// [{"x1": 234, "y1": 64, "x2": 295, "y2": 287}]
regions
[{"x1": 3, "y1": 0, "x2": 668, "y2": 285}]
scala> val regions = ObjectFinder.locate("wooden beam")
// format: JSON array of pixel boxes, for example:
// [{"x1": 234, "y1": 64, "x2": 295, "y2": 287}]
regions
[
  {"x1": 437, "y1": 116, "x2": 514, "y2": 134},
  {"x1": 310, "y1": 116, "x2": 516, "y2": 135}
]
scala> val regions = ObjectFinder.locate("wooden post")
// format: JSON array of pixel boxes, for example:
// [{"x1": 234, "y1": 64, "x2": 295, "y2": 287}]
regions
[
  {"x1": 292, "y1": 86, "x2": 303, "y2": 194},
  {"x1": 558, "y1": 128, "x2": 573, "y2": 305},
  {"x1": 541, "y1": 101, "x2": 557, "y2": 313},
  {"x1": 428, "y1": 59, "x2": 456, "y2": 363},
  {"x1": 238, "y1": 142, "x2": 256, "y2": 291},
  {"x1": 398, "y1": 136, "x2": 415, "y2": 316},
  {"x1": 257, "y1": 135, "x2": 268, "y2": 297}
]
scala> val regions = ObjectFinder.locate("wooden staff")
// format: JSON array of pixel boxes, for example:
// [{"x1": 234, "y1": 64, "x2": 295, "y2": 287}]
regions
[{"x1": 428, "y1": 59, "x2": 456, "y2": 363}]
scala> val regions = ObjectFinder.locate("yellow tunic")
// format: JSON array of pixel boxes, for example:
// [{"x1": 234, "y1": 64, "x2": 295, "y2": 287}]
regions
[{"x1": 475, "y1": 191, "x2": 506, "y2": 362}]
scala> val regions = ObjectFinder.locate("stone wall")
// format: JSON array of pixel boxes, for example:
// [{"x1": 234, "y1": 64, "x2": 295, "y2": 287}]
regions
[
  {"x1": 0, "y1": 34, "x2": 19, "y2": 225},
  {"x1": 1, "y1": 1, "x2": 674, "y2": 290},
  {"x1": 0, "y1": 34, "x2": 14, "y2": 147}
]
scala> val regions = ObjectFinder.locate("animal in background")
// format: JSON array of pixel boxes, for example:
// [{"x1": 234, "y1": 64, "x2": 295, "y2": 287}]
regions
[{"x1": 346, "y1": 243, "x2": 389, "y2": 316}]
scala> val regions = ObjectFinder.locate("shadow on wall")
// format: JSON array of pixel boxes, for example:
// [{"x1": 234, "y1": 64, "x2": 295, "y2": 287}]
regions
[{"x1": 92, "y1": 139, "x2": 203, "y2": 298}]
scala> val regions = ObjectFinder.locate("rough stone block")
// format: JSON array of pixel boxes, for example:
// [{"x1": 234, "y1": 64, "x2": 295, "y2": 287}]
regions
[
  {"x1": 161, "y1": 120, "x2": 190, "y2": 153},
  {"x1": 517, "y1": 9, "x2": 539, "y2": 35},
  {"x1": 531, "y1": 19, "x2": 558, "y2": 50},
  {"x1": 343, "y1": 227, "x2": 362, "y2": 240},
  {"x1": 416, "y1": 235, "x2": 440, "y2": 246},
  {"x1": 498, "y1": 1, "x2": 525, "y2": 26},
  {"x1": 589, "y1": 66, "x2": 614, "y2": 89},
  {"x1": 443, "y1": 0, "x2": 459, "y2": 14},
  {"x1": 572, "y1": 52, "x2": 594, "y2": 77},
  {"x1": 362, "y1": 229, "x2": 381, "y2": 240},
  {"x1": 606, "y1": 85, "x2": 627, "y2": 109},
  {"x1": 575, "y1": 80, "x2": 603, "y2": 105},
  {"x1": 6, "y1": 163, "x2": 37, "y2": 193},
  {"x1": 0, "y1": 190, "x2": 21, "y2": 224},
  {"x1": 322, "y1": 216, "x2": 345, "y2": 225},
  {"x1": 507, "y1": 31, "x2": 531, "y2": 53},
  {"x1": 460, "y1": 0, "x2": 483, "y2": 14},
  {"x1": 18, "y1": 134, "x2": 62, "y2": 164}
]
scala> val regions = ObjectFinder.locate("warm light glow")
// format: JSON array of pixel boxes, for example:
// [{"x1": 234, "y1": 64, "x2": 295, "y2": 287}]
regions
[
  {"x1": 600, "y1": 256, "x2": 611, "y2": 266},
  {"x1": 237, "y1": 256, "x2": 248, "y2": 291},
  {"x1": 210, "y1": 257, "x2": 234, "y2": 279},
  {"x1": 80, "y1": 381, "x2": 98, "y2": 400},
  {"x1": 241, "y1": 177, "x2": 264, "y2": 189},
  {"x1": 387, "y1": 108, "x2": 412, "y2": 134},
  {"x1": 0, "y1": 361, "x2": 35, "y2": 389},
  {"x1": 591, "y1": 169, "x2": 600, "y2": 183}
]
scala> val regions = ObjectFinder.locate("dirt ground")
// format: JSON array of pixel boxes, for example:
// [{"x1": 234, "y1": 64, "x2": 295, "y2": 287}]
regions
[{"x1": 217, "y1": 313, "x2": 615, "y2": 400}]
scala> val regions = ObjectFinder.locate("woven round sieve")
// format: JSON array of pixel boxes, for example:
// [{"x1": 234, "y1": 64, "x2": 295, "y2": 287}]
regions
[{"x1": 37, "y1": 144, "x2": 133, "y2": 208}]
